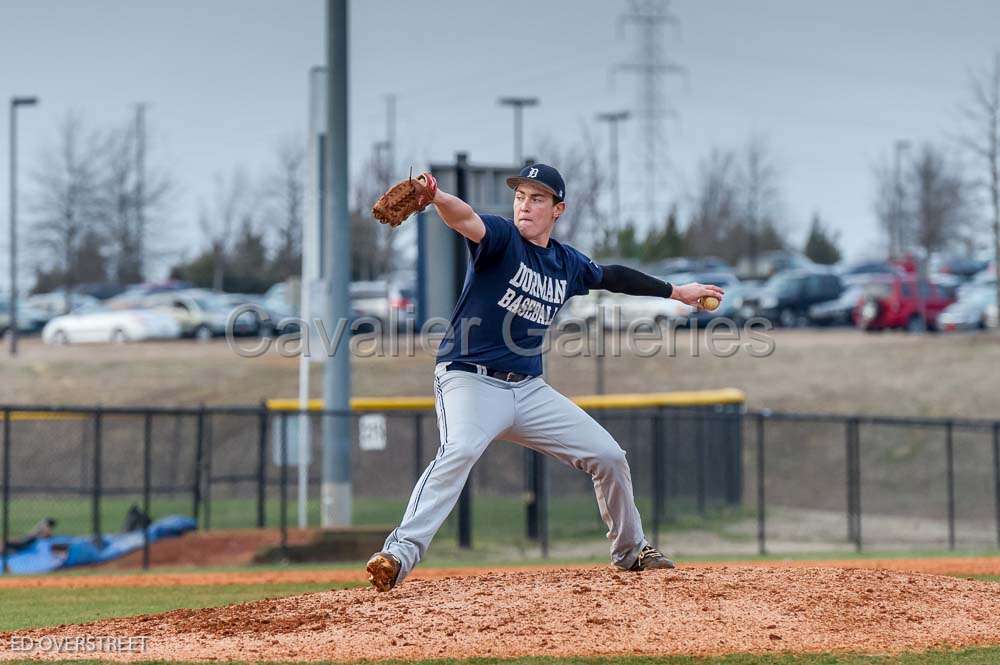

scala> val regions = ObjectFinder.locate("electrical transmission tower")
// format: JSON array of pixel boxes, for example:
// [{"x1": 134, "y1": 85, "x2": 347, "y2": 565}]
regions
[{"x1": 615, "y1": 0, "x2": 683, "y2": 227}]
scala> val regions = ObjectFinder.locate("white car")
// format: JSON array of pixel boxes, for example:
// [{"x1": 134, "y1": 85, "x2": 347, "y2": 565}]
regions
[
  {"x1": 41, "y1": 306, "x2": 181, "y2": 344},
  {"x1": 350, "y1": 281, "x2": 391, "y2": 322}
]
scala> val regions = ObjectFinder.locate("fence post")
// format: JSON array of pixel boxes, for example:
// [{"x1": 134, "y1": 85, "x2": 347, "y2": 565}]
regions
[
  {"x1": 697, "y1": 411, "x2": 707, "y2": 516},
  {"x1": 851, "y1": 419, "x2": 862, "y2": 552},
  {"x1": 2, "y1": 408, "x2": 10, "y2": 574},
  {"x1": 458, "y1": 475, "x2": 472, "y2": 549},
  {"x1": 537, "y1": 452, "x2": 549, "y2": 558},
  {"x1": 845, "y1": 419, "x2": 856, "y2": 547},
  {"x1": 993, "y1": 422, "x2": 1000, "y2": 550},
  {"x1": 257, "y1": 401, "x2": 268, "y2": 529},
  {"x1": 946, "y1": 420, "x2": 955, "y2": 551},
  {"x1": 204, "y1": 414, "x2": 213, "y2": 530},
  {"x1": 280, "y1": 412, "x2": 289, "y2": 558},
  {"x1": 652, "y1": 409, "x2": 663, "y2": 549},
  {"x1": 756, "y1": 413, "x2": 766, "y2": 556},
  {"x1": 92, "y1": 407, "x2": 103, "y2": 543},
  {"x1": 192, "y1": 404, "x2": 205, "y2": 525},
  {"x1": 525, "y1": 449, "x2": 540, "y2": 540},
  {"x1": 142, "y1": 411, "x2": 152, "y2": 570},
  {"x1": 413, "y1": 413, "x2": 423, "y2": 485},
  {"x1": 726, "y1": 407, "x2": 742, "y2": 505}
]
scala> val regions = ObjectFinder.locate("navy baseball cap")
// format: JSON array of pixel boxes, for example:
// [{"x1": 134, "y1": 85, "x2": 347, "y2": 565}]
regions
[{"x1": 506, "y1": 163, "x2": 565, "y2": 202}]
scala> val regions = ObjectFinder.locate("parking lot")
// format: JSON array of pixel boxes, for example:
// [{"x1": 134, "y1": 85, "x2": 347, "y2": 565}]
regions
[{"x1": 6, "y1": 327, "x2": 1000, "y2": 419}]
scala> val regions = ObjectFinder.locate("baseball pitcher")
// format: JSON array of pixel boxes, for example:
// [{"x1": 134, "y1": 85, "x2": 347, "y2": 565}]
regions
[{"x1": 366, "y1": 163, "x2": 724, "y2": 591}]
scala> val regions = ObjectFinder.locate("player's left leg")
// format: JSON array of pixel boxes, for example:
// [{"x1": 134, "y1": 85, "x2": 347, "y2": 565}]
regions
[{"x1": 505, "y1": 378, "x2": 673, "y2": 571}]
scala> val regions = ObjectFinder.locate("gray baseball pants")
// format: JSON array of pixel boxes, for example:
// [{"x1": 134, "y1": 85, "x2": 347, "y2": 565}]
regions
[{"x1": 383, "y1": 363, "x2": 649, "y2": 584}]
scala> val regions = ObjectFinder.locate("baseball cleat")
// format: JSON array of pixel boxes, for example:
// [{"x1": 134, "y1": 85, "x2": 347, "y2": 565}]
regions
[
  {"x1": 629, "y1": 545, "x2": 676, "y2": 571},
  {"x1": 366, "y1": 551, "x2": 401, "y2": 592}
]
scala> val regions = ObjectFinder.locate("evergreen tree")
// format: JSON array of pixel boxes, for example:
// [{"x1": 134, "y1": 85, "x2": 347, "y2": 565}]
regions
[
  {"x1": 803, "y1": 212, "x2": 842, "y2": 265},
  {"x1": 642, "y1": 206, "x2": 685, "y2": 262}
]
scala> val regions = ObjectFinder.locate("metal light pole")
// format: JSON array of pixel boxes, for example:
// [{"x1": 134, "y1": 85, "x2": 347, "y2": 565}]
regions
[
  {"x1": 8, "y1": 96, "x2": 38, "y2": 357},
  {"x1": 498, "y1": 97, "x2": 539, "y2": 164},
  {"x1": 593, "y1": 111, "x2": 630, "y2": 395},
  {"x1": 596, "y1": 111, "x2": 630, "y2": 233}
]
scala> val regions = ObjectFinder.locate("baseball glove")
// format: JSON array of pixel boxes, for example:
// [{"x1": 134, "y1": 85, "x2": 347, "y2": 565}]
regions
[{"x1": 371, "y1": 172, "x2": 437, "y2": 227}]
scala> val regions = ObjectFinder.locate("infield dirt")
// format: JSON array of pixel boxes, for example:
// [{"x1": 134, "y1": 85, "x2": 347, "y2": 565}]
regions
[{"x1": 3, "y1": 565, "x2": 1000, "y2": 661}]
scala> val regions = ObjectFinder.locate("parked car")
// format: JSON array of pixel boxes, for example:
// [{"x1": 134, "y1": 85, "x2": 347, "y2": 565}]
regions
[
  {"x1": 935, "y1": 256, "x2": 990, "y2": 281},
  {"x1": 647, "y1": 256, "x2": 733, "y2": 276},
  {"x1": 854, "y1": 275, "x2": 957, "y2": 332},
  {"x1": 42, "y1": 305, "x2": 181, "y2": 344},
  {"x1": 211, "y1": 293, "x2": 270, "y2": 336},
  {"x1": 26, "y1": 291, "x2": 100, "y2": 317},
  {"x1": 808, "y1": 284, "x2": 867, "y2": 327},
  {"x1": 736, "y1": 251, "x2": 817, "y2": 280},
  {"x1": 745, "y1": 270, "x2": 844, "y2": 327},
  {"x1": 143, "y1": 290, "x2": 256, "y2": 339},
  {"x1": 960, "y1": 266, "x2": 997, "y2": 297},
  {"x1": 938, "y1": 286, "x2": 999, "y2": 331},
  {"x1": 838, "y1": 260, "x2": 900, "y2": 288},
  {"x1": 560, "y1": 289, "x2": 635, "y2": 329},
  {"x1": 350, "y1": 281, "x2": 391, "y2": 322},
  {"x1": 0, "y1": 300, "x2": 50, "y2": 335}
]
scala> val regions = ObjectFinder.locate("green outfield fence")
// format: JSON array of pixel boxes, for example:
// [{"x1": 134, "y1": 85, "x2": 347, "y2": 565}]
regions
[{"x1": 2, "y1": 397, "x2": 999, "y2": 573}]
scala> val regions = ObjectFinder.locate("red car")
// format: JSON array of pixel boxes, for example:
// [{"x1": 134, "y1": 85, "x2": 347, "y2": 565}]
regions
[{"x1": 853, "y1": 275, "x2": 957, "y2": 332}]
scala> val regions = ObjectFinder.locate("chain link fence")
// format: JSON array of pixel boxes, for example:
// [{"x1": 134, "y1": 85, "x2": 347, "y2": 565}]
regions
[{"x1": 2, "y1": 402, "x2": 999, "y2": 572}]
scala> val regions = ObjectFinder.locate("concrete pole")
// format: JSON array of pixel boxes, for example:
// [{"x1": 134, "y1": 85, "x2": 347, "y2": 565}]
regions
[{"x1": 322, "y1": 0, "x2": 352, "y2": 527}]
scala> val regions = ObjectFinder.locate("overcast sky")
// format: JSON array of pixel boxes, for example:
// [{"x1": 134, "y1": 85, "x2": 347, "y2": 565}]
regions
[{"x1": 1, "y1": 0, "x2": 998, "y2": 290}]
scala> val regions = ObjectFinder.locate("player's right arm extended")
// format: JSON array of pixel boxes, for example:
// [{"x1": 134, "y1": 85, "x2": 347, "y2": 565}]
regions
[{"x1": 431, "y1": 190, "x2": 486, "y2": 243}]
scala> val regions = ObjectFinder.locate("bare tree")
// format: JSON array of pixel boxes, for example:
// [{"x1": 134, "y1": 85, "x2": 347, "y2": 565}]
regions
[
  {"x1": 98, "y1": 113, "x2": 171, "y2": 285},
  {"x1": 263, "y1": 137, "x2": 305, "y2": 281},
  {"x1": 201, "y1": 168, "x2": 253, "y2": 291},
  {"x1": 908, "y1": 144, "x2": 971, "y2": 260},
  {"x1": 958, "y1": 52, "x2": 1000, "y2": 310},
  {"x1": 873, "y1": 153, "x2": 911, "y2": 258},
  {"x1": 349, "y1": 149, "x2": 395, "y2": 280},
  {"x1": 684, "y1": 148, "x2": 739, "y2": 260},
  {"x1": 534, "y1": 127, "x2": 608, "y2": 249},
  {"x1": 738, "y1": 135, "x2": 784, "y2": 273},
  {"x1": 29, "y1": 113, "x2": 105, "y2": 300}
]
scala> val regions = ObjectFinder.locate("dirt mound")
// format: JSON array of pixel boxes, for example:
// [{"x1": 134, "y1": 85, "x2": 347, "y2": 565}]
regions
[{"x1": 4, "y1": 566, "x2": 1000, "y2": 661}]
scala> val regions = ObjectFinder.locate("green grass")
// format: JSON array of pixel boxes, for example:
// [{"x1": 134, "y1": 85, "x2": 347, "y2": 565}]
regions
[
  {"x1": 0, "y1": 582, "x2": 359, "y2": 632},
  {"x1": 5, "y1": 650, "x2": 1000, "y2": 664}
]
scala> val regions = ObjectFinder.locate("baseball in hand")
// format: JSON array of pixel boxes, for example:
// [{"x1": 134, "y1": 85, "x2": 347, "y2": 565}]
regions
[{"x1": 698, "y1": 295, "x2": 721, "y2": 311}]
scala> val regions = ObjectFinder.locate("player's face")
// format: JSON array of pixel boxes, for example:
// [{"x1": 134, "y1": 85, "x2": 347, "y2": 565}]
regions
[{"x1": 513, "y1": 184, "x2": 565, "y2": 243}]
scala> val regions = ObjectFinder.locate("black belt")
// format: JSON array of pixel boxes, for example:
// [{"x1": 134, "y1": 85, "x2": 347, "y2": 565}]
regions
[{"x1": 445, "y1": 362, "x2": 533, "y2": 383}]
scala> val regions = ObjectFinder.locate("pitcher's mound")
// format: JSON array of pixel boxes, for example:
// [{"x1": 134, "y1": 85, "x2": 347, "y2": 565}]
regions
[{"x1": 6, "y1": 566, "x2": 1000, "y2": 661}]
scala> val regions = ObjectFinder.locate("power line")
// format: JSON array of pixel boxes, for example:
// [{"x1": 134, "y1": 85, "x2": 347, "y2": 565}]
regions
[{"x1": 615, "y1": 0, "x2": 684, "y2": 227}]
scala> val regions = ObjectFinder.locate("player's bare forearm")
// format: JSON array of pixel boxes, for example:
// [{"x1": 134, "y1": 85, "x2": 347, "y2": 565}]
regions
[
  {"x1": 432, "y1": 190, "x2": 486, "y2": 242},
  {"x1": 671, "y1": 282, "x2": 725, "y2": 306}
]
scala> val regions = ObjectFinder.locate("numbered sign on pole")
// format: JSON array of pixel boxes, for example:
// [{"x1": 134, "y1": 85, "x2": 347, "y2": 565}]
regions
[{"x1": 359, "y1": 414, "x2": 387, "y2": 451}]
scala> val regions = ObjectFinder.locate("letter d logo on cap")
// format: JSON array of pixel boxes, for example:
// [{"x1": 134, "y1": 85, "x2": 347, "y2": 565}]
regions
[{"x1": 527, "y1": 167, "x2": 539, "y2": 178}]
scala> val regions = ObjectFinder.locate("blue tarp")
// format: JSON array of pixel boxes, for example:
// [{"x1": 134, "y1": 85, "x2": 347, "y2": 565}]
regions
[{"x1": 1, "y1": 515, "x2": 196, "y2": 575}]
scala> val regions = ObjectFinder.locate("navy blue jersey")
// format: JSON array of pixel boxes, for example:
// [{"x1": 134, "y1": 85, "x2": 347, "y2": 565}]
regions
[{"x1": 436, "y1": 214, "x2": 603, "y2": 376}]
